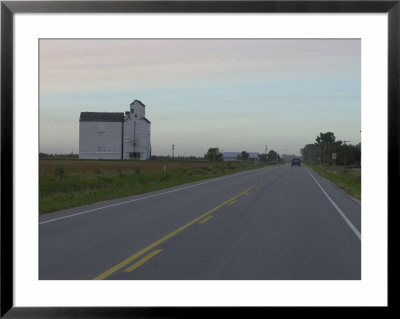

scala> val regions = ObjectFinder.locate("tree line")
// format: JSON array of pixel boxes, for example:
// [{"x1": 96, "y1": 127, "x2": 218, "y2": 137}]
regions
[
  {"x1": 151, "y1": 155, "x2": 205, "y2": 161},
  {"x1": 301, "y1": 132, "x2": 361, "y2": 166},
  {"x1": 205, "y1": 148, "x2": 281, "y2": 162},
  {"x1": 39, "y1": 152, "x2": 78, "y2": 159}
]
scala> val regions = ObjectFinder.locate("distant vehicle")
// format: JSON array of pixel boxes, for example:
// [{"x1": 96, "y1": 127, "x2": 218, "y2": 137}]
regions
[{"x1": 291, "y1": 158, "x2": 301, "y2": 167}]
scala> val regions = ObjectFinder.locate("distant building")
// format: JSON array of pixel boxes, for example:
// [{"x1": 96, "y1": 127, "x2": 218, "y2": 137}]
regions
[
  {"x1": 79, "y1": 100, "x2": 151, "y2": 160},
  {"x1": 248, "y1": 152, "x2": 260, "y2": 161},
  {"x1": 223, "y1": 152, "x2": 260, "y2": 161}
]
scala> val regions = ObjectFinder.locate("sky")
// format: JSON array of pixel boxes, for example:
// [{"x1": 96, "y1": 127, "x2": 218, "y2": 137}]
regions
[{"x1": 39, "y1": 39, "x2": 361, "y2": 157}]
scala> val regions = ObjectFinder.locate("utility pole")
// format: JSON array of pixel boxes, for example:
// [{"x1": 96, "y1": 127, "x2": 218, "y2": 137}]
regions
[
  {"x1": 264, "y1": 145, "x2": 268, "y2": 161},
  {"x1": 172, "y1": 144, "x2": 175, "y2": 158}
]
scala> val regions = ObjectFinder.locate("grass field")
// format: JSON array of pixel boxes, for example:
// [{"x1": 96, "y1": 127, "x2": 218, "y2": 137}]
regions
[
  {"x1": 307, "y1": 164, "x2": 361, "y2": 201},
  {"x1": 39, "y1": 159, "x2": 281, "y2": 214}
]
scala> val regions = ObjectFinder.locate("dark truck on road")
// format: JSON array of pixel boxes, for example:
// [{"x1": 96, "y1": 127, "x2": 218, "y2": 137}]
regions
[{"x1": 291, "y1": 158, "x2": 301, "y2": 167}]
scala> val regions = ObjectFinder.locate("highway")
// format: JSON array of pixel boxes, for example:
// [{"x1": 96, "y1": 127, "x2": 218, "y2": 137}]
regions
[{"x1": 39, "y1": 164, "x2": 361, "y2": 280}]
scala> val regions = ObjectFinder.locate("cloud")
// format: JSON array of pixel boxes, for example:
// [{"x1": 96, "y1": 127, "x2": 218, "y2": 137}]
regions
[{"x1": 40, "y1": 39, "x2": 360, "y2": 94}]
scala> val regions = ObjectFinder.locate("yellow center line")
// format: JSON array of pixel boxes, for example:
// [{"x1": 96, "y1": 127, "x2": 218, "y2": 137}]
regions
[
  {"x1": 228, "y1": 200, "x2": 236, "y2": 206},
  {"x1": 198, "y1": 215, "x2": 213, "y2": 224},
  {"x1": 124, "y1": 249, "x2": 162, "y2": 272},
  {"x1": 93, "y1": 185, "x2": 255, "y2": 280}
]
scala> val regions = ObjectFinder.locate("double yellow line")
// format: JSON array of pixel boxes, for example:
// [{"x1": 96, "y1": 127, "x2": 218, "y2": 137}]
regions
[{"x1": 93, "y1": 185, "x2": 255, "y2": 280}]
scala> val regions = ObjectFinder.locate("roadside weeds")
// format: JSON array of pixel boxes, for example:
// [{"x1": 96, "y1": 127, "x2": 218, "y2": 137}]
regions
[{"x1": 306, "y1": 164, "x2": 361, "y2": 202}]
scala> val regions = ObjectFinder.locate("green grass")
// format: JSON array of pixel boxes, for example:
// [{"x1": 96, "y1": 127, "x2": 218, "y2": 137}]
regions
[
  {"x1": 307, "y1": 164, "x2": 361, "y2": 201},
  {"x1": 39, "y1": 160, "x2": 282, "y2": 214}
]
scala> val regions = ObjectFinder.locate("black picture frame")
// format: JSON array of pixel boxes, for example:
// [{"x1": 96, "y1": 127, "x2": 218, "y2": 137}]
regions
[{"x1": 1, "y1": 1, "x2": 397, "y2": 318}]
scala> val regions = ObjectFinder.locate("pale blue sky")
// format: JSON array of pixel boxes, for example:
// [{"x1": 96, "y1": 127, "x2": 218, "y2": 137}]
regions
[{"x1": 40, "y1": 39, "x2": 361, "y2": 156}]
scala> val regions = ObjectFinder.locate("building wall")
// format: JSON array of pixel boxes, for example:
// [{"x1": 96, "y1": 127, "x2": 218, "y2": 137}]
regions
[
  {"x1": 79, "y1": 100, "x2": 151, "y2": 160},
  {"x1": 79, "y1": 121, "x2": 123, "y2": 159},
  {"x1": 130, "y1": 100, "x2": 145, "y2": 118},
  {"x1": 223, "y1": 152, "x2": 259, "y2": 161},
  {"x1": 223, "y1": 156, "x2": 240, "y2": 161},
  {"x1": 248, "y1": 153, "x2": 260, "y2": 161},
  {"x1": 123, "y1": 101, "x2": 151, "y2": 160},
  {"x1": 123, "y1": 117, "x2": 151, "y2": 160}
]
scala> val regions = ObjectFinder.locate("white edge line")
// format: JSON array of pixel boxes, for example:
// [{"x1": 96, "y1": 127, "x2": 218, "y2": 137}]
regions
[
  {"x1": 307, "y1": 169, "x2": 361, "y2": 241},
  {"x1": 39, "y1": 169, "x2": 252, "y2": 225}
]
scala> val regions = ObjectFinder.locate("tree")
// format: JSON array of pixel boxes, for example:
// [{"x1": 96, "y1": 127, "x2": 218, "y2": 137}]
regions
[
  {"x1": 335, "y1": 142, "x2": 361, "y2": 166},
  {"x1": 240, "y1": 151, "x2": 249, "y2": 161},
  {"x1": 258, "y1": 153, "x2": 268, "y2": 161},
  {"x1": 301, "y1": 144, "x2": 319, "y2": 163},
  {"x1": 267, "y1": 150, "x2": 280, "y2": 161},
  {"x1": 205, "y1": 148, "x2": 223, "y2": 161},
  {"x1": 302, "y1": 133, "x2": 361, "y2": 166},
  {"x1": 315, "y1": 132, "x2": 336, "y2": 164}
]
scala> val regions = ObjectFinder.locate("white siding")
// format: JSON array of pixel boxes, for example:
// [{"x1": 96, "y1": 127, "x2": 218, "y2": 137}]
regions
[
  {"x1": 248, "y1": 152, "x2": 260, "y2": 161},
  {"x1": 130, "y1": 100, "x2": 145, "y2": 119},
  {"x1": 223, "y1": 152, "x2": 240, "y2": 161},
  {"x1": 79, "y1": 121, "x2": 122, "y2": 159},
  {"x1": 223, "y1": 152, "x2": 259, "y2": 161},
  {"x1": 123, "y1": 117, "x2": 151, "y2": 160},
  {"x1": 79, "y1": 100, "x2": 151, "y2": 160},
  {"x1": 223, "y1": 157, "x2": 239, "y2": 161}
]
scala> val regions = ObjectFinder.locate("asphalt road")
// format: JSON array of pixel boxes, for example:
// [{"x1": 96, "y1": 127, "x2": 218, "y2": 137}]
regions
[{"x1": 39, "y1": 164, "x2": 361, "y2": 280}]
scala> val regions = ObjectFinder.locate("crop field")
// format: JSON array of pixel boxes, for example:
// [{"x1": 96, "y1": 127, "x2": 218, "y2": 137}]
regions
[{"x1": 39, "y1": 159, "x2": 280, "y2": 214}]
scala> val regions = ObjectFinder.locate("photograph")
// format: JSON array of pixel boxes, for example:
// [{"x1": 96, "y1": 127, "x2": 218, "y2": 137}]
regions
[
  {"x1": 38, "y1": 38, "x2": 362, "y2": 280},
  {"x1": 2, "y1": 0, "x2": 395, "y2": 315}
]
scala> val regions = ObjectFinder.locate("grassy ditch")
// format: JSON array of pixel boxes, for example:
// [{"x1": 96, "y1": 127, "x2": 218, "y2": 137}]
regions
[
  {"x1": 307, "y1": 164, "x2": 361, "y2": 201},
  {"x1": 39, "y1": 159, "x2": 281, "y2": 214}
]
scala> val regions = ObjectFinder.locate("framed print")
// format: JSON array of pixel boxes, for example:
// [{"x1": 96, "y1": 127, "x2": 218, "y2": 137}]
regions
[{"x1": 1, "y1": 0, "x2": 397, "y2": 317}]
